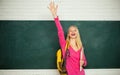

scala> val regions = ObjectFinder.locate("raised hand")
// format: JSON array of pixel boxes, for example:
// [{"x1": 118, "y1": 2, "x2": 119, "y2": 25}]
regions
[{"x1": 48, "y1": 0, "x2": 58, "y2": 18}]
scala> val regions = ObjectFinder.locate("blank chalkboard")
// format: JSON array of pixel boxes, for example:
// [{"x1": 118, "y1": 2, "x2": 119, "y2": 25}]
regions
[{"x1": 0, "y1": 21, "x2": 120, "y2": 69}]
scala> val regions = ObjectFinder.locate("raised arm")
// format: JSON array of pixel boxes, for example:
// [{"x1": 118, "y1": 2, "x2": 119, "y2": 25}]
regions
[{"x1": 48, "y1": 1, "x2": 66, "y2": 56}]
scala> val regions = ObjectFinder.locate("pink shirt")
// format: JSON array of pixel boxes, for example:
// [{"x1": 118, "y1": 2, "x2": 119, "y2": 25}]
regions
[{"x1": 54, "y1": 17, "x2": 87, "y2": 75}]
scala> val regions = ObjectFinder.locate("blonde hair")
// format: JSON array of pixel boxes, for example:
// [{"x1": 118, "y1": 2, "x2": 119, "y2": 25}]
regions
[{"x1": 66, "y1": 25, "x2": 83, "y2": 49}]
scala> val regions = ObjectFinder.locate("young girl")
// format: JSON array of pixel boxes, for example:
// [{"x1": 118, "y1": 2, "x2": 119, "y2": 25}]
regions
[{"x1": 48, "y1": 1, "x2": 87, "y2": 75}]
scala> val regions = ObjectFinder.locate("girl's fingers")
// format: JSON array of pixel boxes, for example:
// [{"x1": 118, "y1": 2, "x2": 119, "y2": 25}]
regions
[
  {"x1": 48, "y1": 1, "x2": 53, "y2": 9},
  {"x1": 48, "y1": 0, "x2": 58, "y2": 12},
  {"x1": 56, "y1": 5, "x2": 58, "y2": 10},
  {"x1": 53, "y1": 1, "x2": 57, "y2": 8},
  {"x1": 51, "y1": 0, "x2": 56, "y2": 8},
  {"x1": 51, "y1": 0, "x2": 54, "y2": 7},
  {"x1": 49, "y1": 1, "x2": 52, "y2": 7}
]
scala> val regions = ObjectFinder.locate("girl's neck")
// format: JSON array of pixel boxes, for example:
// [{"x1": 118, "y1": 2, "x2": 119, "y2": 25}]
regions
[
  {"x1": 69, "y1": 39, "x2": 76, "y2": 46},
  {"x1": 69, "y1": 38, "x2": 80, "y2": 51}
]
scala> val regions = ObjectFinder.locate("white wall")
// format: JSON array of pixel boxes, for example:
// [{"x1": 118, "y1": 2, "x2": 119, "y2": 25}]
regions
[
  {"x1": 0, "y1": 0, "x2": 120, "y2": 20},
  {"x1": 0, "y1": 0, "x2": 120, "y2": 75},
  {"x1": 0, "y1": 69, "x2": 120, "y2": 75}
]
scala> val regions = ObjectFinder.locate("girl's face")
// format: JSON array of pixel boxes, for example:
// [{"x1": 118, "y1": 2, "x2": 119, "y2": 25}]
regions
[{"x1": 68, "y1": 26, "x2": 78, "y2": 39}]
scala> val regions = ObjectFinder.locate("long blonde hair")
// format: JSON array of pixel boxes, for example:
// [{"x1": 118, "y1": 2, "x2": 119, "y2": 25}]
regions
[{"x1": 66, "y1": 25, "x2": 83, "y2": 49}]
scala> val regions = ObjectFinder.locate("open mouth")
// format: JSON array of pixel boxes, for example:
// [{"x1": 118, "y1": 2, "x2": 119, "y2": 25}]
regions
[{"x1": 71, "y1": 33, "x2": 76, "y2": 36}]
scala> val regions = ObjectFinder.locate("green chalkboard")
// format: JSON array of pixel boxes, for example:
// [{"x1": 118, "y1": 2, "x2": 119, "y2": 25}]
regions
[{"x1": 0, "y1": 21, "x2": 120, "y2": 69}]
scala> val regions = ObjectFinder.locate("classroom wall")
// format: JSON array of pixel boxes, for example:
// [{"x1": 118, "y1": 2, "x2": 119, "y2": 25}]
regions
[
  {"x1": 0, "y1": 0, "x2": 120, "y2": 20},
  {"x1": 0, "y1": 0, "x2": 120, "y2": 75},
  {"x1": 0, "y1": 69, "x2": 120, "y2": 75}
]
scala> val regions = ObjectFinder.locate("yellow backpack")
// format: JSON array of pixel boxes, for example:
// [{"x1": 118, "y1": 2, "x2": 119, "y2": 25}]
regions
[{"x1": 56, "y1": 43, "x2": 69, "y2": 75}]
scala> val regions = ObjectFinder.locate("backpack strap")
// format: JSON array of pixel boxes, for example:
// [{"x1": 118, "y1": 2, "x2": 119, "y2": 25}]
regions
[{"x1": 63, "y1": 42, "x2": 70, "y2": 68}]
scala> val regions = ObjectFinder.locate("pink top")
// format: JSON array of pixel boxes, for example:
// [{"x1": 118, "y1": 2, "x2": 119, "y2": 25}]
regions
[{"x1": 54, "y1": 16, "x2": 87, "y2": 75}]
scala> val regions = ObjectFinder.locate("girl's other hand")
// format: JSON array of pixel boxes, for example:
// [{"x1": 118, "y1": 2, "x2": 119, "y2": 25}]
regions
[{"x1": 80, "y1": 60, "x2": 84, "y2": 67}]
